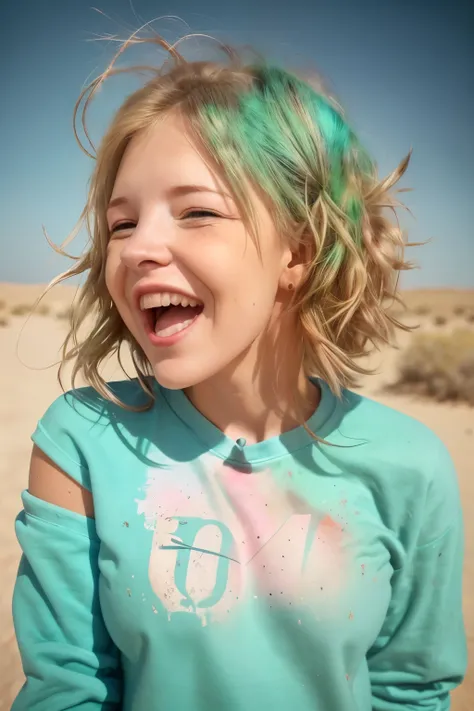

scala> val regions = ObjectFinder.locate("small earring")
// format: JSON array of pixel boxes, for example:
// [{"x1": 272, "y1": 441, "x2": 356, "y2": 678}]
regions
[{"x1": 287, "y1": 282, "x2": 294, "y2": 291}]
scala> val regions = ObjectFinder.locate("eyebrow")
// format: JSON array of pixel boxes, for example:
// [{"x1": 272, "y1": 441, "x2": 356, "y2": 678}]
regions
[{"x1": 107, "y1": 184, "x2": 233, "y2": 211}]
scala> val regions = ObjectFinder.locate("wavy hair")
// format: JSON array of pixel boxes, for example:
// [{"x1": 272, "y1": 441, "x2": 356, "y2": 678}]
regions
[{"x1": 47, "y1": 31, "x2": 415, "y2": 407}]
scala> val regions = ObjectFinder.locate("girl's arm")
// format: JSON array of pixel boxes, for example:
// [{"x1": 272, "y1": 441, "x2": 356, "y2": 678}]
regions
[
  {"x1": 12, "y1": 447, "x2": 122, "y2": 710},
  {"x1": 368, "y1": 445, "x2": 467, "y2": 710}
]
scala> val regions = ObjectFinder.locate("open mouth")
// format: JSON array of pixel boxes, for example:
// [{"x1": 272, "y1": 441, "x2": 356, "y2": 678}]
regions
[{"x1": 140, "y1": 292, "x2": 204, "y2": 340}]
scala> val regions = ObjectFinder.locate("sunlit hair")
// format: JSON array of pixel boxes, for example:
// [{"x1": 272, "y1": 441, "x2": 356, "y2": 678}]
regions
[{"x1": 47, "y1": 31, "x2": 415, "y2": 407}]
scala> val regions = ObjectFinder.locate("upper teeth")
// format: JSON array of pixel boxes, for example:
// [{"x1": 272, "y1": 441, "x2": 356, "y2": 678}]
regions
[{"x1": 140, "y1": 292, "x2": 200, "y2": 310}]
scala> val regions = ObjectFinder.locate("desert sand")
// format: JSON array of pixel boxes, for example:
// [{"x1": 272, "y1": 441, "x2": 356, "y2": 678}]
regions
[{"x1": 0, "y1": 283, "x2": 473, "y2": 710}]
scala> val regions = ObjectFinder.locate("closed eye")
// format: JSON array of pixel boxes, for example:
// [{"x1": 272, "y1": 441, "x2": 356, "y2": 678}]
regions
[
  {"x1": 181, "y1": 209, "x2": 221, "y2": 220},
  {"x1": 109, "y1": 221, "x2": 136, "y2": 236}
]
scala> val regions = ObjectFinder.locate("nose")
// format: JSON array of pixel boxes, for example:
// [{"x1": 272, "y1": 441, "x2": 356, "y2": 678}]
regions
[{"x1": 119, "y1": 218, "x2": 173, "y2": 272}]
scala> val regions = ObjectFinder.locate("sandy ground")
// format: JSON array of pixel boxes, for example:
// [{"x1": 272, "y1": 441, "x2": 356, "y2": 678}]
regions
[{"x1": 0, "y1": 284, "x2": 473, "y2": 710}]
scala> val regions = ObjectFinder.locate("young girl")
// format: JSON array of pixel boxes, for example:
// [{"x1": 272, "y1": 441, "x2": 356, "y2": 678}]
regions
[{"x1": 12, "y1": 33, "x2": 466, "y2": 711}]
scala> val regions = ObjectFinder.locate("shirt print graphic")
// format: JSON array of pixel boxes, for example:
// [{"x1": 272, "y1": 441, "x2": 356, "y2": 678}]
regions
[{"x1": 137, "y1": 455, "x2": 347, "y2": 626}]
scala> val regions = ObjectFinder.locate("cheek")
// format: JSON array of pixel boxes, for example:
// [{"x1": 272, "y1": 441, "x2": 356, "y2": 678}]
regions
[
  {"x1": 207, "y1": 240, "x2": 275, "y2": 294},
  {"x1": 212, "y1": 266, "x2": 280, "y2": 342},
  {"x1": 223, "y1": 254, "x2": 280, "y2": 310},
  {"x1": 104, "y1": 249, "x2": 133, "y2": 328},
  {"x1": 104, "y1": 247, "x2": 123, "y2": 302}
]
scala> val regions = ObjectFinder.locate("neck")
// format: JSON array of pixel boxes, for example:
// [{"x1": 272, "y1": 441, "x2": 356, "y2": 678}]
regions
[{"x1": 184, "y1": 321, "x2": 320, "y2": 445}]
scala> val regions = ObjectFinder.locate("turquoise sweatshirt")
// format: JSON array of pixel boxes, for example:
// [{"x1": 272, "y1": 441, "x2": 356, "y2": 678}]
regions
[{"x1": 12, "y1": 378, "x2": 467, "y2": 710}]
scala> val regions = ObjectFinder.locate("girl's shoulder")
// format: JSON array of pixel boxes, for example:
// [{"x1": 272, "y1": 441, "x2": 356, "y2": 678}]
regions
[
  {"x1": 338, "y1": 385, "x2": 449, "y2": 461},
  {"x1": 31, "y1": 378, "x2": 155, "y2": 491},
  {"x1": 336, "y1": 387, "x2": 462, "y2": 545},
  {"x1": 38, "y1": 378, "x2": 154, "y2": 428}
]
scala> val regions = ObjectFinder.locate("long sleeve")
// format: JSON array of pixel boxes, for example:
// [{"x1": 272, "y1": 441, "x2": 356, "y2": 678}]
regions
[
  {"x1": 12, "y1": 490, "x2": 122, "y2": 710},
  {"x1": 367, "y1": 443, "x2": 467, "y2": 710}
]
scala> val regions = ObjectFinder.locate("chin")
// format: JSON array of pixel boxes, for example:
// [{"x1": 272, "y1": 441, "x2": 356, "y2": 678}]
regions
[{"x1": 150, "y1": 358, "x2": 213, "y2": 391}]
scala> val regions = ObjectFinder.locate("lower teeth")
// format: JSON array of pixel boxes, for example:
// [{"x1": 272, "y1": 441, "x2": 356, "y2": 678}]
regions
[{"x1": 155, "y1": 318, "x2": 194, "y2": 338}]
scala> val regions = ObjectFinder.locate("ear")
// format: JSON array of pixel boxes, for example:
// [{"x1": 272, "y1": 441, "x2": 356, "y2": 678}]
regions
[{"x1": 279, "y1": 239, "x2": 311, "y2": 291}]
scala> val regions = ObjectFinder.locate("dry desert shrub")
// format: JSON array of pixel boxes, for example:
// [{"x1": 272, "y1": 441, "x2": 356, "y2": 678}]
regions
[
  {"x1": 56, "y1": 307, "x2": 73, "y2": 321},
  {"x1": 433, "y1": 314, "x2": 447, "y2": 326},
  {"x1": 414, "y1": 305, "x2": 430, "y2": 316},
  {"x1": 35, "y1": 303, "x2": 51, "y2": 316},
  {"x1": 392, "y1": 329, "x2": 474, "y2": 405},
  {"x1": 10, "y1": 303, "x2": 50, "y2": 317},
  {"x1": 10, "y1": 304, "x2": 32, "y2": 317},
  {"x1": 0, "y1": 299, "x2": 6, "y2": 310},
  {"x1": 0, "y1": 315, "x2": 8, "y2": 327}
]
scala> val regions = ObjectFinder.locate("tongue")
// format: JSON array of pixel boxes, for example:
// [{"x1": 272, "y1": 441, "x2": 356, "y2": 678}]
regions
[{"x1": 155, "y1": 305, "x2": 200, "y2": 333}]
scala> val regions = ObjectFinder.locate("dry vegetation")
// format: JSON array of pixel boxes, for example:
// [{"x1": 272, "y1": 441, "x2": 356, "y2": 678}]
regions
[
  {"x1": 9, "y1": 303, "x2": 50, "y2": 317},
  {"x1": 9, "y1": 304, "x2": 32, "y2": 317},
  {"x1": 390, "y1": 330, "x2": 474, "y2": 405},
  {"x1": 56, "y1": 307, "x2": 72, "y2": 320},
  {"x1": 0, "y1": 299, "x2": 6, "y2": 327},
  {"x1": 383, "y1": 291, "x2": 474, "y2": 407}
]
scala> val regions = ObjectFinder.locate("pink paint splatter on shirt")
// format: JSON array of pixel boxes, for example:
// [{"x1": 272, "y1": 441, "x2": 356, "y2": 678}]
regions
[{"x1": 138, "y1": 456, "x2": 350, "y2": 625}]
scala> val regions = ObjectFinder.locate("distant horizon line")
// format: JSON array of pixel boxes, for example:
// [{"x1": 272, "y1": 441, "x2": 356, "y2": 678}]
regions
[{"x1": 1, "y1": 280, "x2": 473, "y2": 293}]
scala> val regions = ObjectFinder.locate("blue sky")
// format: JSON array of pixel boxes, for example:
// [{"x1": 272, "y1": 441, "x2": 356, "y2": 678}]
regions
[{"x1": 1, "y1": 0, "x2": 473, "y2": 288}]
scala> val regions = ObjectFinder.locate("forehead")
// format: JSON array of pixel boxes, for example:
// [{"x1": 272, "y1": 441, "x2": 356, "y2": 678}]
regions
[{"x1": 112, "y1": 114, "x2": 225, "y2": 196}]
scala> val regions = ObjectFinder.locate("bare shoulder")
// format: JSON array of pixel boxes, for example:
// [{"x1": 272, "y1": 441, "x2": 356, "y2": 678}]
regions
[{"x1": 28, "y1": 444, "x2": 95, "y2": 519}]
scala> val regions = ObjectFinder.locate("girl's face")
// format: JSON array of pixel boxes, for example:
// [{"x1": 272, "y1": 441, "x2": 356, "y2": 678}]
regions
[{"x1": 105, "y1": 114, "x2": 296, "y2": 390}]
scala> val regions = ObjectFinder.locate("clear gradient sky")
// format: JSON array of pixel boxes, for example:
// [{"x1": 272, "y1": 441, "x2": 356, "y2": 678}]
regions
[{"x1": 1, "y1": 0, "x2": 473, "y2": 288}]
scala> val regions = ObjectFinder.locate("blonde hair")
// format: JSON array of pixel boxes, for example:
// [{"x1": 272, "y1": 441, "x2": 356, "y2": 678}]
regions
[{"x1": 47, "y1": 32, "x2": 415, "y2": 407}]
